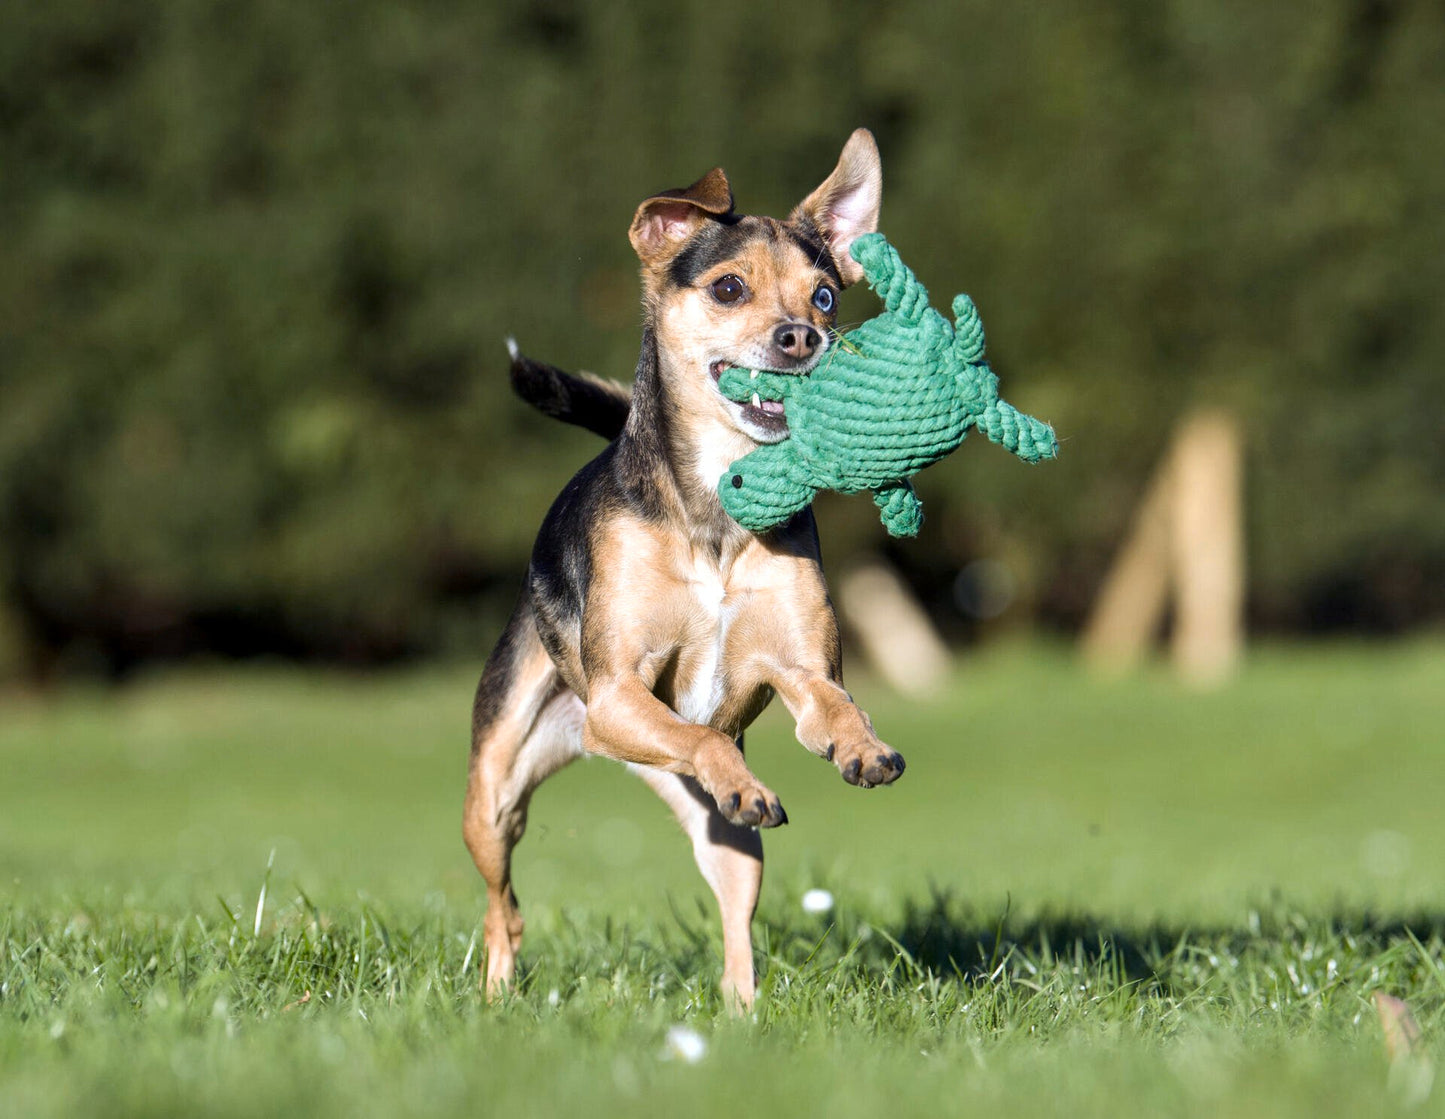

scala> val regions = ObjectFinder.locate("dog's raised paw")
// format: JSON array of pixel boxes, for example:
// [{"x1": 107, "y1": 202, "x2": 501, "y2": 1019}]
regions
[
  {"x1": 717, "y1": 786, "x2": 787, "y2": 828},
  {"x1": 837, "y1": 746, "x2": 906, "y2": 788}
]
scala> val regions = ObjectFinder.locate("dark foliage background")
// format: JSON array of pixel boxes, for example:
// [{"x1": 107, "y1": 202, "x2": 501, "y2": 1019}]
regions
[{"x1": 2, "y1": 0, "x2": 1441, "y2": 676}]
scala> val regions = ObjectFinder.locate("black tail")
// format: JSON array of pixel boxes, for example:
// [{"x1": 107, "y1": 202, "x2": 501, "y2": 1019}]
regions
[{"x1": 508, "y1": 339, "x2": 631, "y2": 441}]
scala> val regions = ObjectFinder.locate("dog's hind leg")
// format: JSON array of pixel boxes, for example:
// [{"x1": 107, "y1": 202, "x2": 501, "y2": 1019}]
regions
[
  {"x1": 464, "y1": 604, "x2": 584, "y2": 997},
  {"x1": 632, "y1": 743, "x2": 763, "y2": 1012}
]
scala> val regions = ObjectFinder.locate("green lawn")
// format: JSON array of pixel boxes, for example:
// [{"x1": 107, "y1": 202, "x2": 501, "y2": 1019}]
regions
[{"x1": 3, "y1": 642, "x2": 1443, "y2": 1117}]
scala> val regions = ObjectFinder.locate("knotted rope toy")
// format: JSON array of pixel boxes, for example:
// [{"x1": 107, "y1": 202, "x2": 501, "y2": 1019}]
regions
[{"x1": 716, "y1": 232, "x2": 1058, "y2": 537}]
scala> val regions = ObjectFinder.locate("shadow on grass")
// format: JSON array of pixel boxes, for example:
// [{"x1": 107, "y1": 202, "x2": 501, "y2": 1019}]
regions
[{"x1": 771, "y1": 889, "x2": 1445, "y2": 994}]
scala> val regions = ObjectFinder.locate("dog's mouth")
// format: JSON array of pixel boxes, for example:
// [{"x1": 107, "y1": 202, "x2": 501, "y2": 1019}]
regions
[{"x1": 709, "y1": 359, "x2": 790, "y2": 438}]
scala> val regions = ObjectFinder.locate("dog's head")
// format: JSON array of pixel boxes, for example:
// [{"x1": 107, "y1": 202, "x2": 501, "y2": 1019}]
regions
[{"x1": 630, "y1": 129, "x2": 882, "y2": 446}]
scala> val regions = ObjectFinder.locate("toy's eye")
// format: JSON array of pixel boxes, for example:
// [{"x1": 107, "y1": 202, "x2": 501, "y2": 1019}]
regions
[
  {"x1": 711, "y1": 275, "x2": 747, "y2": 304},
  {"x1": 812, "y1": 284, "x2": 836, "y2": 314}
]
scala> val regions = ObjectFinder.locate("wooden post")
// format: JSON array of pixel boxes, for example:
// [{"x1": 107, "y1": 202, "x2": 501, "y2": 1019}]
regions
[
  {"x1": 837, "y1": 559, "x2": 951, "y2": 697},
  {"x1": 1169, "y1": 410, "x2": 1244, "y2": 686},
  {"x1": 1080, "y1": 408, "x2": 1245, "y2": 687},
  {"x1": 1078, "y1": 457, "x2": 1173, "y2": 674}
]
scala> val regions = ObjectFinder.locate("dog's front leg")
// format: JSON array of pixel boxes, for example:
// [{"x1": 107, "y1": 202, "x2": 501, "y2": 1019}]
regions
[
  {"x1": 771, "y1": 667, "x2": 906, "y2": 788},
  {"x1": 582, "y1": 676, "x2": 788, "y2": 828}
]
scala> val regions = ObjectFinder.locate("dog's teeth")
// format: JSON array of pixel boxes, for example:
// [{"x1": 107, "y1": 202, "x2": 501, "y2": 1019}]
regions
[
  {"x1": 751, "y1": 393, "x2": 761, "y2": 408},
  {"x1": 750, "y1": 370, "x2": 759, "y2": 380}
]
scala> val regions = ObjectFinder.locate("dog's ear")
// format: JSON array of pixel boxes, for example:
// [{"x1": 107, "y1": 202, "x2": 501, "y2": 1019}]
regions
[
  {"x1": 629, "y1": 168, "x2": 734, "y2": 266},
  {"x1": 792, "y1": 128, "x2": 882, "y2": 286}
]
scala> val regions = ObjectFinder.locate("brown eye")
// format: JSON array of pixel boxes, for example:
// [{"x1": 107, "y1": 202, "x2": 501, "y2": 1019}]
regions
[{"x1": 710, "y1": 274, "x2": 746, "y2": 304}]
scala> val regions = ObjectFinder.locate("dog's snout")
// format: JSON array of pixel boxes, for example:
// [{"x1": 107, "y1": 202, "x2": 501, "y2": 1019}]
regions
[{"x1": 773, "y1": 322, "x2": 821, "y2": 362}]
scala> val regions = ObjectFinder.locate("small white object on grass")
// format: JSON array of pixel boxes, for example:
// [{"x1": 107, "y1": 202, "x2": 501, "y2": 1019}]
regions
[
  {"x1": 662, "y1": 1025, "x2": 707, "y2": 1064},
  {"x1": 801, "y1": 888, "x2": 835, "y2": 915}
]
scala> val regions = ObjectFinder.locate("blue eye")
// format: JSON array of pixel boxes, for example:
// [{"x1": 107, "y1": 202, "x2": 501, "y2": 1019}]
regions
[{"x1": 812, "y1": 285, "x2": 836, "y2": 314}]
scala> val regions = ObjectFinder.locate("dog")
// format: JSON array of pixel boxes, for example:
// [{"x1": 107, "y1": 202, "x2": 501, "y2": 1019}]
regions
[{"x1": 465, "y1": 129, "x2": 904, "y2": 1010}]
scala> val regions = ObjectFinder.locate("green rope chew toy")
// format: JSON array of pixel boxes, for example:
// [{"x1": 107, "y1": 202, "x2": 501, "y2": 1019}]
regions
[{"x1": 716, "y1": 232, "x2": 1058, "y2": 537}]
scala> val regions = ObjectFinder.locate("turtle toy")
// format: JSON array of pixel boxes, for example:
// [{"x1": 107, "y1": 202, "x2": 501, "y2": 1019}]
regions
[{"x1": 715, "y1": 232, "x2": 1058, "y2": 537}]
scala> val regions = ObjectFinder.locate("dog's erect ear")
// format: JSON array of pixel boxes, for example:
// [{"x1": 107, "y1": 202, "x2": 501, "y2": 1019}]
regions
[
  {"x1": 791, "y1": 128, "x2": 882, "y2": 287},
  {"x1": 629, "y1": 167, "x2": 734, "y2": 266}
]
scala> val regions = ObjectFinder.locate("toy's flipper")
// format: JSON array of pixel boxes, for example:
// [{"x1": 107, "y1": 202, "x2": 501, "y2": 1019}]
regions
[
  {"x1": 717, "y1": 444, "x2": 817, "y2": 533},
  {"x1": 873, "y1": 480, "x2": 923, "y2": 538},
  {"x1": 850, "y1": 233, "x2": 931, "y2": 325},
  {"x1": 976, "y1": 401, "x2": 1058, "y2": 464}
]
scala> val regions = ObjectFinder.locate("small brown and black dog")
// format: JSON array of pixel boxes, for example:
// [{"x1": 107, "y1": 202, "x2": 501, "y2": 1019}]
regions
[{"x1": 465, "y1": 129, "x2": 904, "y2": 1009}]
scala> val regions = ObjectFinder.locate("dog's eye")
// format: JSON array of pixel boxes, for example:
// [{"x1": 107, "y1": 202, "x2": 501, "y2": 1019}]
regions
[
  {"x1": 711, "y1": 274, "x2": 747, "y2": 304},
  {"x1": 812, "y1": 284, "x2": 836, "y2": 314}
]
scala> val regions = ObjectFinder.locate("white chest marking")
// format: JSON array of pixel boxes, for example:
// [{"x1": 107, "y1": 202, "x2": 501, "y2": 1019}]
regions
[
  {"x1": 691, "y1": 424, "x2": 754, "y2": 500},
  {"x1": 674, "y1": 558, "x2": 740, "y2": 726}
]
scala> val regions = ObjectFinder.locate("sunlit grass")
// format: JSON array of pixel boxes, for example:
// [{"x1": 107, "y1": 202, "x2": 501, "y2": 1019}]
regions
[{"x1": 2, "y1": 642, "x2": 1443, "y2": 1117}]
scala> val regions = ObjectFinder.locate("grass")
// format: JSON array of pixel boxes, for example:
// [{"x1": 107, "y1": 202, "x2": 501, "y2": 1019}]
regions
[{"x1": 2, "y1": 640, "x2": 1444, "y2": 1116}]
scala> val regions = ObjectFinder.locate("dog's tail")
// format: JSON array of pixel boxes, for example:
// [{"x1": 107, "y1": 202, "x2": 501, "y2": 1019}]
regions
[{"x1": 507, "y1": 338, "x2": 631, "y2": 441}]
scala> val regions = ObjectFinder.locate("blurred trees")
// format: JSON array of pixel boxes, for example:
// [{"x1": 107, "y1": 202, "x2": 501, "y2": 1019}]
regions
[{"x1": 1, "y1": 0, "x2": 1441, "y2": 675}]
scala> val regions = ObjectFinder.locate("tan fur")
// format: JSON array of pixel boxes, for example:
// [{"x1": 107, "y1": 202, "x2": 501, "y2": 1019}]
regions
[
  {"x1": 464, "y1": 130, "x2": 900, "y2": 1011},
  {"x1": 464, "y1": 618, "x2": 584, "y2": 992}
]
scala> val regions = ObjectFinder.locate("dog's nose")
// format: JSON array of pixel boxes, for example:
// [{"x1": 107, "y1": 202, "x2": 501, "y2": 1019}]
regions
[{"x1": 773, "y1": 322, "x2": 821, "y2": 362}]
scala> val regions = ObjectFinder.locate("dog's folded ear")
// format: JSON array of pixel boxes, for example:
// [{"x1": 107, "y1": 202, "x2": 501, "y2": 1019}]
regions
[
  {"x1": 629, "y1": 167, "x2": 734, "y2": 265},
  {"x1": 791, "y1": 128, "x2": 883, "y2": 287}
]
